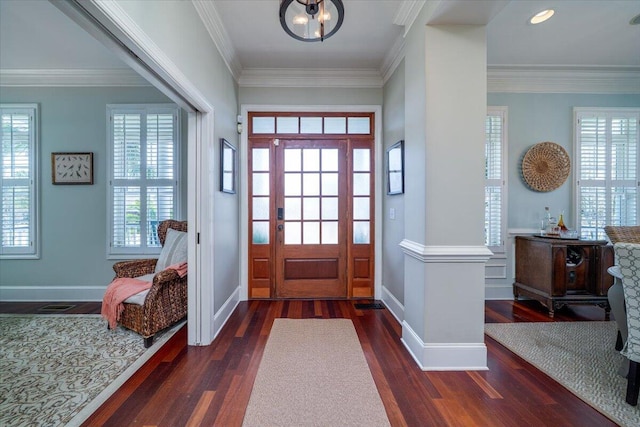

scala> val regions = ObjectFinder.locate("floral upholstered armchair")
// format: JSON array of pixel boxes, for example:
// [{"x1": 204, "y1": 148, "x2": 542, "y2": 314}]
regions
[
  {"x1": 604, "y1": 226, "x2": 640, "y2": 353},
  {"x1": 613, "y1": 242, "x2": 640, "y2": 406},
  {"x1": 109, "y1": 220, "x2": 188, "y2": 347}
]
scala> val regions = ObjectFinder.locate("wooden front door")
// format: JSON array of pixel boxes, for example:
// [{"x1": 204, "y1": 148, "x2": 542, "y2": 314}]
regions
[
  {"x1": 274, "y1": 139, "x2": 347, "y2": 298},
  {"x1": 247, "y1": 112, "x2": 375, "y2": 299}
]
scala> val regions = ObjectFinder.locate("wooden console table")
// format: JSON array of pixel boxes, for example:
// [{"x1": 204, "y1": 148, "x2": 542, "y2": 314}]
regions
[{"x1": 513, "y1": 235, "x2": 614, "y2": 318}]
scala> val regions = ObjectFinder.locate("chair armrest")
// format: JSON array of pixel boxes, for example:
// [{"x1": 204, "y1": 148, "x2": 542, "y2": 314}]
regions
[
  {"x1": 142, "y1": 269, "x2": 188, "y2": 321},
  {"x1": 113, "y1": 259, "x2": 157, "y2": 278},
  {"x1": 608, "y1": 265, "x2": 622, "y2": 279},
  {"x1": 152, "y1": 268, "x2": 183, "y2": 285}
]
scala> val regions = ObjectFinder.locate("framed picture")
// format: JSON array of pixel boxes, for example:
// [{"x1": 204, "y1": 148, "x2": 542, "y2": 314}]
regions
[
  {"x1": 386, "y1": 140, "x2": 404, "y2": 195},
  {"x1": 220, "y1": 138, "x2": 237, "y2": 194},
  {"x1": 51, "y1": 152, "x2": 93, "y2": 185}
]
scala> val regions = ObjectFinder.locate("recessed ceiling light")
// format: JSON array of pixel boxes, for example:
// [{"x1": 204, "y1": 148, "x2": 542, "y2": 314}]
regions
[
  {"x1": 530, "y1": 9, "x2": 555, "y2": 25},
  {"x1": 631, "y1": 13, "x2": 640, "y2": 25}
]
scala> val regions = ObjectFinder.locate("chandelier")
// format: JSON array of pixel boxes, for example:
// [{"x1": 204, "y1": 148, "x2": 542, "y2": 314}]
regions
[{"x1": 279, "y1": 0, "x2": 344, "y2": 42}]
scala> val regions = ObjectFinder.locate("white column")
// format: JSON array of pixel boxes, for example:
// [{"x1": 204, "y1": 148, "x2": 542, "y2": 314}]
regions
[{"x1": 401, "y1": 24, "x2": 492, "y2": 370}]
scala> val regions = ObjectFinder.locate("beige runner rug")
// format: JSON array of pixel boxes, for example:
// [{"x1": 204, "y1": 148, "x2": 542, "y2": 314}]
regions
[{"x1": 242, "y1": 318, "x2": 391, "y2": 427}]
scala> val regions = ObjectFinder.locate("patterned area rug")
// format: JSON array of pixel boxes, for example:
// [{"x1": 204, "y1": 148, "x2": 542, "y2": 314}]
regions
[
  {"x1": 0, "y1": 314, "x2": 183, "y2": 427},
  {"x1": 485, "y1": 321, "x2": 640, "y2": 427}
]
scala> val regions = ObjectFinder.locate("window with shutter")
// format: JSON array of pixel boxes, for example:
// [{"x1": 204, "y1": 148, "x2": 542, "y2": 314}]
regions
[
  {"x1": 575, "y1": 108, "x2": 639, "y2": 240},
  {"x1": 485, "y1": 107, "x2": 507, "y2": 252},
  {"x1": 108, "y1": 104, "x2": 180, "y2": 257},
  {"x1": 1, "y1": 104, "x2": 39, "y2": 258}
]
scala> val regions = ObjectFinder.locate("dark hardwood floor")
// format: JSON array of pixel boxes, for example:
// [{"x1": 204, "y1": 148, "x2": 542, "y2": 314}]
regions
[{"x1": 0, "y1": 300, "x2": 618, "y2": 426}]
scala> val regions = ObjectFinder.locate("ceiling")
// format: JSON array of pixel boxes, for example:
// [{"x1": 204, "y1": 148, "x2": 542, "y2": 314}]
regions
[{"x1": 1, "y1": 0, "x2": 639, "y2": 85}]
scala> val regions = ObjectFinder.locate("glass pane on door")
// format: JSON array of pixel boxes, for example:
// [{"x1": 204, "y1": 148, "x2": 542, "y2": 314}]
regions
[{"x1": 283, "y1": 147, "x2": 340, "y2": 245}]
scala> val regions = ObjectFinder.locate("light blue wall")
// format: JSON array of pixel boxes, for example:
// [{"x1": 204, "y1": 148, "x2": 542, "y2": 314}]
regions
[
  {"x1": 382, "y1": 60, "x2": 405, "y2": 306},
  {"x1": 0, "y1": 86, "x2": 186, "y2": 298},
  {"x1": 488, "y1": 93, "x2": 640, "y2": 231},
  {"x1": 484, "y1": 92, "x2": 640, "y2": 299}
]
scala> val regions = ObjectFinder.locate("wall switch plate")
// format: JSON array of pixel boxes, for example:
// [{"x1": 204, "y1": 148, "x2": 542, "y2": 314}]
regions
[{"x1": 390, "y1": 208, "x2": 395, "y2": 220}]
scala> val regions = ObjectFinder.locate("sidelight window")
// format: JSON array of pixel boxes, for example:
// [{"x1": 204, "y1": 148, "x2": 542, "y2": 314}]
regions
[{"x1": 353, "y1": 148, "x2": 371, "y2": 244}]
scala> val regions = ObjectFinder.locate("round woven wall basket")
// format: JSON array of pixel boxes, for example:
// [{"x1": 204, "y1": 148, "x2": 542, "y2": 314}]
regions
[{"x1": 522, "y1": 142, "x2": 571, "y2": 192}]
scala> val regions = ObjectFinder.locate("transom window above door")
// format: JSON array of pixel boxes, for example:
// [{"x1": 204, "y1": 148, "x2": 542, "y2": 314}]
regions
[{"x1": 251, "y1": 114, "x2": 371, "y2": 135}]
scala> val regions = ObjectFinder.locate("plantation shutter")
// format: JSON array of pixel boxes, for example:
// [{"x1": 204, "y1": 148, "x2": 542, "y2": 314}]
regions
[
  {"x1": 1, "y1": 106, "x2": 37, "y2": 256},
  {"x1": 112, "y1": 112, "x2": 142, "y2": 248},
  {"x1": 109, "y1": 105, "x2": 179, "y2": 256},
  {"x1": 485, "y1": 108, "x2": 506, "y2": 251},
  {"x1": 146, "y1": 113, "x2": 176, "y2": 246},
  {"x1": 576, "y1": 110, "x2": 639, "y2": 240}
]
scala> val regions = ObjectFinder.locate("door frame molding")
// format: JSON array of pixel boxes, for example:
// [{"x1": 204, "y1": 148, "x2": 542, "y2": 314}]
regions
[{"x1": 240, "y1": 104, "x2": 383, "y2": 301}]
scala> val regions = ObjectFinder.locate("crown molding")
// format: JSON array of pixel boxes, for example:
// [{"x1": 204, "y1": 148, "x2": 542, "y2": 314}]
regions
[
  {"x1": 192, "y1": 0, "x2": 242, "y2": 81},
  {"x1": 393, "y1": 1, "x2": 426, "y2": 37},
  {"x1": 488, "y1": 66, "x2": 640, "y2": 94},
  {"x1": 0, "y1": 68, "x2": 150, "y2": 87},
  {"x1": 4, "y1": 66, "x2": 637, "y2": 94},
  {"x1": 238, "y1": 68, "x2": 384, "y2": 88},
  {"x1": 381, "y1": 35, "x2": 406, "y2": 84}
]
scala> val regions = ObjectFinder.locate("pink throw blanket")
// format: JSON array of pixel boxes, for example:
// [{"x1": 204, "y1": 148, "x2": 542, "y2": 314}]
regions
[
  {"x1": 101, "y1": 277, "x2": 152, "y2": 329},
  {"x1": 166, "y1": 261, "x2": 188, "y2": 278}
]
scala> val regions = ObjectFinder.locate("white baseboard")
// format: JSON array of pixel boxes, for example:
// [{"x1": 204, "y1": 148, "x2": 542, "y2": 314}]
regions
[
  {"x1": 401, "y1": 321, "x2": 488, "y2": 371},
  {"x1": 212, "y1": 286, "x2": 240, "y2": 340},
  {"x1": 485, "y1": 285, "x2": 515, "y2": 300},
  {"x1": 381, "y1": 285, "x2": 404, "y2": 324},
  {"x1": 0, "y1": 286, "x2": 105, "y2": 302}
]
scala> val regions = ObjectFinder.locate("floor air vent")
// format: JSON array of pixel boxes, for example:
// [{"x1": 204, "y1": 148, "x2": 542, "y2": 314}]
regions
[
  {"x1": 354, "y1": 302, "x2": 385, "y2": 310},
  {"x1": 38, "y1": 304, "x2": 75, "y2": 312}
]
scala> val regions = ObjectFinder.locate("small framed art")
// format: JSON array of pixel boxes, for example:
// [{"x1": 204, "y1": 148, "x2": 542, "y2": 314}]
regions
[
  {"x1": 51, "y1": 152, "x2": 93, "y2": 185},
  {"x1": 386, "y1": 140, "x2": 404, "y2": 195},
  {"x1": 220, "y1": 138, "x2": 237, "y2": 194}
]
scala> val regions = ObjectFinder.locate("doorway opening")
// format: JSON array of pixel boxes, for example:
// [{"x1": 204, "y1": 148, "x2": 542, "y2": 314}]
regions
[{"x1": 247, "y1": 112, "x2": 375, "y2": 299}]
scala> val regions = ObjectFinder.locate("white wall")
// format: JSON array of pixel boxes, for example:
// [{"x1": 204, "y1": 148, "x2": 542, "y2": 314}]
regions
[
  {"x1": 239, "y1": 86, "x2": 382, "y2": 107},
  {"x1": 399, "y1": 10, "x2": 491, "y2": 369}
]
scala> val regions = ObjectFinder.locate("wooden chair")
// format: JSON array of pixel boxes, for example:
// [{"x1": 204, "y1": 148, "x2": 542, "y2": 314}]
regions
[
  {"x1": 613, "y1": 242, "x2": 640, "y2": 405},
  {"x1": 111, "y1": 220, "x2": 188, "y2": 347}
]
